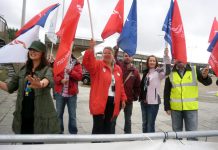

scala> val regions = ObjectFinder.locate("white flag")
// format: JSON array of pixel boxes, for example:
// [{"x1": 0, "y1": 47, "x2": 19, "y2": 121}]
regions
[
  {"x1": 47, "y1": 7, "x2": 58, "y2": 44},
  {"x1": 0, "y1": 25, "x2": 40, "y2": 63}
]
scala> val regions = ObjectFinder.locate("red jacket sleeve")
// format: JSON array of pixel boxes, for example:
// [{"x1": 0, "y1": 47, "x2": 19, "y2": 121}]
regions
[
  {"x1": 82, "y1": 49, "x2": 100, "y2": 75},
  {"x1": 54, "y1": 72, "x2": 64, "y2": 85},
  {"x1": 69, "y1": 63, "x2": 82, "y2": 81}
]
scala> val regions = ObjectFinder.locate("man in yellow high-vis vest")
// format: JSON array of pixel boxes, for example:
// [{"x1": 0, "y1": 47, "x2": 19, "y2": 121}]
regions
[{"x1": 164, "y1": 60, "x2": 212, "y2": 140}]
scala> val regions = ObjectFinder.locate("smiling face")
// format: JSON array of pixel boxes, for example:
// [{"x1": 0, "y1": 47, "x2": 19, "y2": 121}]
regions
[
  {"x1": 28, "y1": 49, "x2": 43, "y2": 61},
  {"x1": 102, "y1": 47, "x2": 114, "y2": 64},
  {"x1": 146, "y1": 56, "x2": 158, "y2": 69}
]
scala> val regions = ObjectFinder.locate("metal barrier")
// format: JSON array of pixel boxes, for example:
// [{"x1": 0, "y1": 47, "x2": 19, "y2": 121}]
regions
[{"x1": 0, "y1": 130, "x2": 218, "y2": 143}]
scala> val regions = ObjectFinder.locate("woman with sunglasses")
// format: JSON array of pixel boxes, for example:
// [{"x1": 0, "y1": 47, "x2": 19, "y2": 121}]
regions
[{"x1": 0, "y1": 41, "x2": 60, "y2": 135}]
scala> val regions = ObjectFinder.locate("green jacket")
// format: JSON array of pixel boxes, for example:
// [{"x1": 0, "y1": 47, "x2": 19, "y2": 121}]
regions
[{"x1": 7, "y1": 66, "x2": 60, "y2": 134}]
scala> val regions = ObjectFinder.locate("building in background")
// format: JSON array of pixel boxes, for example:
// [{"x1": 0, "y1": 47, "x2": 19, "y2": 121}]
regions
[
  {"x1": 0, "y1": 16, "x2": 16, "y2": 81},
  {"x1": 45, "y1": 35, "x2": 103, "y2": 60},
  {"x1": 0, "y1": 15, "x2": 9, "y2": 47}
]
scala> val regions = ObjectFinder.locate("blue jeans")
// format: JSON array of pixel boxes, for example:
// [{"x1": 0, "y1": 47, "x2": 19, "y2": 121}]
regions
[
  {"x1": 171, "y1": 110, "x2": 198, "y2": 140},
  {"x1": 140, "y1": 102, "x2": 159, "y2": 133},
  {"x1": 55, "y1": 93, "x2": 78, "y2": 134}
]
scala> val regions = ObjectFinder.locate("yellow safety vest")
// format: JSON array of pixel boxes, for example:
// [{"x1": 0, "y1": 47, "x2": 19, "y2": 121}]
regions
[{"x1": 169, "y1": 66, "x2": 199, "y2": 111}]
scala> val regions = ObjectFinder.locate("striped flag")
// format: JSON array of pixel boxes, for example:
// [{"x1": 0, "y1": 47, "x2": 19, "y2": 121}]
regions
[{"x1": 0, "y1": 3, "x2": 59, "y2": 63}]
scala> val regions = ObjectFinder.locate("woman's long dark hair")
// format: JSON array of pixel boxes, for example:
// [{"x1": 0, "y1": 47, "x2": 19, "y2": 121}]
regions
[
  {"x1": 25, "y1": 52, "x2": 48, "y2": 75},
  {"x1": 146, "y1": 55, "x2": 159, "y2": 69}
]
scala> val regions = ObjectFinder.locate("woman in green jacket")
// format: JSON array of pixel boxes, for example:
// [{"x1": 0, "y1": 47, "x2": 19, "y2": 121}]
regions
[{"x1": 0, "y1": 41, "x2": 60, "y2": 134}]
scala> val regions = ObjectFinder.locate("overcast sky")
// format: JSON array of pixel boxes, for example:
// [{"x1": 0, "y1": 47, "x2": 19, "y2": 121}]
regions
[{"x1": 1, "y1": 0, "x2": 218, "y2": 63}]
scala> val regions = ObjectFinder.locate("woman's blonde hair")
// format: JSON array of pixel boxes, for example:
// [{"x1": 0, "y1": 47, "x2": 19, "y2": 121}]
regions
[{"x1": 103, "y1": 47, "x2": 114, "y2": 55}]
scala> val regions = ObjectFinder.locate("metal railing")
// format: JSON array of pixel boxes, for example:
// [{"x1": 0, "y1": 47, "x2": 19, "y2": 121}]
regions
[{"x1": 0, "y1": 130, "x2": 218, "y2": 143}]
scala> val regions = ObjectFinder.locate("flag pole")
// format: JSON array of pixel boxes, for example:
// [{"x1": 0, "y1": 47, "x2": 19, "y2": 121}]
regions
[
  {"x1": 50, "y1": 43, "x2": 54, "y2": 60},
  {"x1": 62, "y1": 0, "x2": 65, "y2": 20},
  {"x1": 165, "y1": 41, "x2": 168, "y2": 48},
  {"x1": 21, "y1": 0, "x2": 26, "y2": 27},
  {"x1": 87, "y1": 0, "x2": 94, "y2": 39}
]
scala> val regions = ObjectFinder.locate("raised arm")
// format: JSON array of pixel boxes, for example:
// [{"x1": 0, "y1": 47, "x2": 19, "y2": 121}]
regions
[
  {"x1": 113, "y1": 45, "x2": 122, "y2": 67},
  {"x1": 82, "y1": 40, "x2": 100, "y2": 75},
  {"x1": 158, "y1": 48, "x2": 171, "y2": 79}
]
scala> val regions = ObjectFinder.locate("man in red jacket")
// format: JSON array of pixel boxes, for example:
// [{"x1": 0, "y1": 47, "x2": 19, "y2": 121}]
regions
[
  {"x1": 54, "y1": 55, "x2": 82, "y2": 134},
  {"x1": 113, "y1": 46, "x2": 141, "y2": 134}
]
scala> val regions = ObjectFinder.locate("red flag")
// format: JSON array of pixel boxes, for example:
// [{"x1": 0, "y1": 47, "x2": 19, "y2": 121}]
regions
[
  {"x1": 53, "y1": 0, "x2": 84, "y2": 76},
  {"x1": 208, "y1": 17, "x2": 218, "y2": 43},
  {"x1": 171, "y1": 0, "x2": 187, "y2": 63},
  {"x1": 101, "y1": 0, "x2": 124, "y2": 39},
  {"x1": 209, "y1": 42, "x2": 218, "y2": 77}
]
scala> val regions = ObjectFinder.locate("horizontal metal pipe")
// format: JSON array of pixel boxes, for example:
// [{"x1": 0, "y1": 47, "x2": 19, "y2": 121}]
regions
[{"x1": 0, "y1": 130, "x2": 218, "y2": 143}]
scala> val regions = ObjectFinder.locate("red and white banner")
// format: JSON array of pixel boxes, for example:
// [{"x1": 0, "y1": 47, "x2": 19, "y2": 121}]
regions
[{"x1": 0, "y1": 26, "x2": 40, "y2": 63}]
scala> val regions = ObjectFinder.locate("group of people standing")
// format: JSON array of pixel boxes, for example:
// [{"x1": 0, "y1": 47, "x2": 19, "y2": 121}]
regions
[{"x1": 0, "y1": 40, "x2": 216, "y2": 141}]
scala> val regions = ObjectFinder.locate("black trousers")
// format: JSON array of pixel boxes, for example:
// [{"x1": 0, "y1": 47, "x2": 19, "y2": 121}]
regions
[
  {"x1": 92, "y1": 97, "x2": 115, "y2": 134},
  {"x1": 21, "y1": 117, "x2": 34, "y2": 134}
]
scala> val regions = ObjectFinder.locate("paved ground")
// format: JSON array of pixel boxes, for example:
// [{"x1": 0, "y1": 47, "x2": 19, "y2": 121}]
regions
[{"x1": 0, "y1": 77, "x2": 218, "y2": 142}]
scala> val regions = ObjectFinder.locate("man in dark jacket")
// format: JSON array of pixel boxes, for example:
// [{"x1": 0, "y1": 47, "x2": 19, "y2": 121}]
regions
[
  {"x1": 164, "y1": 62, "x2": 212, "y2": 140},
  {"x1": 113, "y1": 46, "x2": 141, "y2": 134}
]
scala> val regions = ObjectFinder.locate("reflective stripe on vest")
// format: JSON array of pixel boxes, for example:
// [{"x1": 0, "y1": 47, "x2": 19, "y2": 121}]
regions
[{"x1": 169, "y1": 66, "x2": 199, "y2": 111}]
